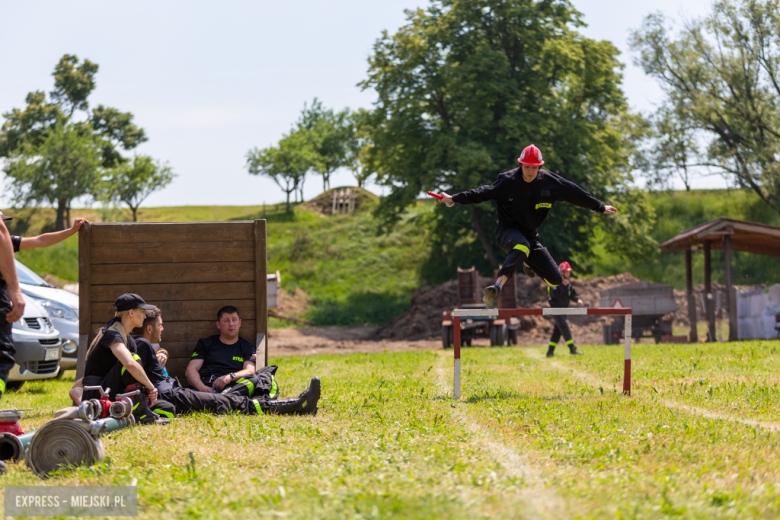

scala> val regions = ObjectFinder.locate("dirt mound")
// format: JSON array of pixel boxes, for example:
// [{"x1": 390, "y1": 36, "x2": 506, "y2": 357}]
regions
[
  {"x1": 375, "y1": 272, "x2": 642, "y2": 341},
  {"x1": 302, "y1": 186, "x2": 378, "y2": 215}
]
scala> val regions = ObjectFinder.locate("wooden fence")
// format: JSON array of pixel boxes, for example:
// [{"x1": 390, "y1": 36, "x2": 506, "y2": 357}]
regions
[{"x1": 76, "y1": 221, "x2": 268, "y2": 383}]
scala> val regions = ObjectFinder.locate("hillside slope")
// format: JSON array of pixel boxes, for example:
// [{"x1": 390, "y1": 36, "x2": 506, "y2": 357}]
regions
[{"x1": 8, "y1": 187, "x2": 780, "y2": 326}]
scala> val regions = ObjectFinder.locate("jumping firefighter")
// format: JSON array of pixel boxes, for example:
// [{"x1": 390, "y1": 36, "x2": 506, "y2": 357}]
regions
[
  {"x1": 546, "y1": 261, "x2": 584, "y2": 357},
  {"x1": 436, "y1": 144, "x2": 617, "y2": 306}
]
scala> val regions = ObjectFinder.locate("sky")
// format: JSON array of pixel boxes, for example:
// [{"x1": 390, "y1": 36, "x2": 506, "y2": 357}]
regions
[{"x1": 0, "y1": 0, "x2": 721, "y2": 208}]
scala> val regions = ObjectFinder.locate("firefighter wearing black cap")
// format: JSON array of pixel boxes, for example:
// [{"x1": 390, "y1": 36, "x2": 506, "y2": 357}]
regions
[
  {"x1": 77, "y1": 293, "x2": 175, "y2": 425},
  {"x1": 547, "y1": 261, "x2": 584, "y2": 357},
  {"x1": 436, "y1": 144, "x2": 618, "y2": 306}
]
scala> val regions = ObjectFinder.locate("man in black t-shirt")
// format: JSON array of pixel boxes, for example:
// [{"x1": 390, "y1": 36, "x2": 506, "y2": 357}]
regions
[
  {"x1": 186, "y1": 305, "x2": 263, "y2": 396},
  {"x1": 138, "y1": 308, "x2": 319, "y2": 416}
]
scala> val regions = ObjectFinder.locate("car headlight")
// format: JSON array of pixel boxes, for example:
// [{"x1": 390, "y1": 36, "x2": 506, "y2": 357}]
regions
[{"x1": 35, "y1": 299, "x2": 79, "y2": 322}]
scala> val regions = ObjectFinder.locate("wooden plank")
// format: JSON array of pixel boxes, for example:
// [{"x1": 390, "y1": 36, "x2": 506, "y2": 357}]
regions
[
  {"x1": 91, "y1": 300, "x2": 256, "y2": 324},
  {"x1": 155, "y1": 342, "x2": 196, "y2": 359},
  {"x1": 255, "y1": 220, "x2": 268, "y2": 367},
  {"x1": 91, "y1": 241, "x2": 254, "y2": 264},
  {"x1": 77, "y1": 223, "x2": 92, "y2": 380},
  {"x1": 91, "y1": 262, "x2": 255, "y2": 285},
  {"x1": 90, "y1": 222, "x2": 254, "y2": 244},
  {"x1": 91, "y1": 282, "x2": 255, "y2": 303},
  {"x1": 165, "y1": 358, "x2": 192, "y2": 384},
  {"x1": 91, "y1": 321, "x2": 257, "y2": 344}
]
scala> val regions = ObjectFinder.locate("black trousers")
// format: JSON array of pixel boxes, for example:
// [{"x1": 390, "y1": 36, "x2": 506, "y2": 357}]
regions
[
  {"x1": 202, "y1": 365, "x2": 280, "y2": 399},
  {"x1": 549, "y1": 315, "x2": 574, "y2": 348},
  {"x1": 495, "y1": 226, "x2": 562, "y2": 286},
  {"x1": 159, "y1": 387, "x2": 277, "y2": 416},
  {"x1": 0, "y1": 284, "x2": 16, "y2": 394}
]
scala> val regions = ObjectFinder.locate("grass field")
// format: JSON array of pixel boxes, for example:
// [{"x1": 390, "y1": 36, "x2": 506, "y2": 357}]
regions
[{"x1": 4, "y1": 340, "x2": 780, "y2": 519}]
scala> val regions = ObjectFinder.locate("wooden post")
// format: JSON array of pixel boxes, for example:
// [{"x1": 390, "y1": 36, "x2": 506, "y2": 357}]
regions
[
  {"x1": 76, "y1": 223, "x2": 91, "y2": 379},
  {"x1": 703, "y1": 240, "x2": 715, "y2": 342},
  {"x1": 254, "y1": 220, "x2": 268, "y2": 368},
  {"x1": 723, "y1": 234, "x2": 737, "y2": 341},
  {"x1": 686, "y1": 249, "x2": 698, "y2": 343}
]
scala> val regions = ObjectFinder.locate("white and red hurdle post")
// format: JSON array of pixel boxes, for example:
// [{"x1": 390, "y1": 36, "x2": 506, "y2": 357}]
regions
[{"x1": 451, "y1": 307, "x2": 632, "y2": 399}]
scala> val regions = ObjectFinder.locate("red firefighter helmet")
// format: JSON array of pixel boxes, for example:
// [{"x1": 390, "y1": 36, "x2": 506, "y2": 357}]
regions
[
  {"x1": 518, "y1": 144, "x2": 544, "y2": 166},
  {"x1": 559, "y1": 261, "x2": 572, "y2": 272}
]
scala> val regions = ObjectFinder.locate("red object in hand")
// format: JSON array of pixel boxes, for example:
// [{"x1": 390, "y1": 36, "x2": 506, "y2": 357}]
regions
[{"x1": 427, "y1": 191, "x2": 443, "y2": 200}]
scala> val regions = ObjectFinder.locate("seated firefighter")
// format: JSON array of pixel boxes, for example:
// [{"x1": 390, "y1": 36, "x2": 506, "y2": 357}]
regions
[
  {"x1": 139, "y1": 307, "x2": 320, "y2": 416},
  {"x1": 72, "y1": 293, "x2": 175, "y2": 425}
]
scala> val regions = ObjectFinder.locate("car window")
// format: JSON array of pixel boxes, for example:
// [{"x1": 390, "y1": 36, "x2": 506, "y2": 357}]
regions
[{"x1": 15, "y1": 260, "x2": 48, "y2": 286}]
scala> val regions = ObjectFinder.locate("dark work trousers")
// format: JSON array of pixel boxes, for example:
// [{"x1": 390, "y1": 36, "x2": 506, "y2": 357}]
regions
[
  {"x1": 160, "y1": 387, "x2": 268, "y2": 416},
  {"x1": 549, "y1": 315, "x2": 574, "y2": 349},
  {"x1": 495, "y1": 226, "x2": 562, "y2": 286},
  {"x1": 0, "y1": 284, "x2": 15, "y2": 395},
  {"x1": 203, "y1": 365, "x2": 280, "y2": 399}
]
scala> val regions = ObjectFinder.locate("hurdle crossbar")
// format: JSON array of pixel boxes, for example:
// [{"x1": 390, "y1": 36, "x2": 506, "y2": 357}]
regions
[{"x1": 451, "y1": 307, "x2": 632, "y2": 399}]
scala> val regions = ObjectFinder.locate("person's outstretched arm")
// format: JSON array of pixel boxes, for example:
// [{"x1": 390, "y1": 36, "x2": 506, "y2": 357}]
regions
[
  {"x1": 556, "y1": 178, "x2": 617, "y2": 215},
  {"x1": 438, "y1": 177, "x2": 505, "y2": 207},
  {"x1": 19, "y1": 218, "x2": 89, "y2": 251},
  {"x1": 0, "y1": 220, "x2": 24, "y2": 322}
]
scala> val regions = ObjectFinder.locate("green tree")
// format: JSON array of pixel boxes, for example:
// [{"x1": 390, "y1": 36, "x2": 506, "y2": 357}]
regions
[
  {"x1": 298, "y1": 99, "x2": 357, "y2": 191},
  {"x1": 0, "y1": 54, "x2": 147, "y2": 228},
  {"x1": 630, "y1": 0, "x2": 780, "y2": 215},
  {"x1": 2, "y1": 123, "x2": 103, "y2": 229},
  {"x1": 359, "y1": 0, "x2": 652, "y2": 278},
  {"x1": 104, "y1": 155, "x2": 176, "y2": 222},
  {"x1": 247, "y1": 130, "x2": 315, "y2": 212}
]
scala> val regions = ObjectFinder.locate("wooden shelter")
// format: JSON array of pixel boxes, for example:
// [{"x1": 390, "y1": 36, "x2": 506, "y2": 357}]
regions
[
  {"x1": 76, "y1": 221, "x2": 268, "y2": 382},
  {"x1": 659, "y1": 217, "x2": 780, "y2": 342}
]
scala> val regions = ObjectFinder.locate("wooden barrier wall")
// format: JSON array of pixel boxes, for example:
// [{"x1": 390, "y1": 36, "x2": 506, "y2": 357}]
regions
[{"x1": 76, "y1": 221, "x2": 268, "y2": 383}]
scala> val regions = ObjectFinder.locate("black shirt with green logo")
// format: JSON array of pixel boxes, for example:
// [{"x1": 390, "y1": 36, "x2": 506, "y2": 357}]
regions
[{"x1": 191, "y1": 335, "x2": 256, "y2": 381}]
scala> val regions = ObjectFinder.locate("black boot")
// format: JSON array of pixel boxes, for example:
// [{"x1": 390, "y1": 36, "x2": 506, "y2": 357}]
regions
[
  {"x1": 523, "y1": 262, "x2": 536, "y2": 278},
  {"x1": 568, "y1": 344, "x2": 583, "y2": 355},
  {"x1": 258, "y1": 377, "x2": 321, "y2": 416},
  {"x1": 482, "y1": 283, "x2": 502, "y2": 306},
  {"x1": 546, "y1": 345, "x2": 555, "y2": 357}
]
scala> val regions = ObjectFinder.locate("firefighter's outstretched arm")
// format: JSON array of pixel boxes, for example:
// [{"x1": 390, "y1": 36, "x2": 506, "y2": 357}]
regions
[
  {"x1": 439, "y1": 192, "x2": 454, "y2": 206},
  {"x1": 603, "y1": 205, "x2": 617, "y2": 214}
]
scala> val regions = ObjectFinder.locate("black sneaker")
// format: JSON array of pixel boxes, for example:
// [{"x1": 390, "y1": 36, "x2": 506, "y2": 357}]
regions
[
  {"x1": 546, "y1": 347, "x2": 555, "y2": 358},
  {"x1": 523, "y1": 263, "x2": 535, "y2": 278},
  {"x1": 482, "y1": 283, "x2": 501, "y2": 306}
]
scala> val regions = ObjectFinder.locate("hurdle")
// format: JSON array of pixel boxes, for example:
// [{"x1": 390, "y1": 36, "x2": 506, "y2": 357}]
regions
[{"x1": 451, "y1": 307, "x2": 633, "y2": 399}]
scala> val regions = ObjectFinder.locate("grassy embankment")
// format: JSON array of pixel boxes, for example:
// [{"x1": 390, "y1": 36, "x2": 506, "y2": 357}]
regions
[
  {"x1": 10, "y1": 187, "x2": 780, "y2": 327},
  {"x1": 11, "y1": 199, "x2": 431, "y2": 327},
  {"x1": 4, "y1": 341, "x2": 780, "y2": 518}
]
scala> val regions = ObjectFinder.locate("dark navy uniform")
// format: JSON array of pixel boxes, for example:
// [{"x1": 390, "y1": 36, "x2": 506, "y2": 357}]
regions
[
  {"x1": 548, "y1": 283, "x2": 581, "y2": 353},
  {"x1": 452, "y1": 169, "x2": 606, "y2": 286}
]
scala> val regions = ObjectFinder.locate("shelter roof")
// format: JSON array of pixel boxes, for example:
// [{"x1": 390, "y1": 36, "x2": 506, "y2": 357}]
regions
[{"x1": 659, "y1": 217, "x2": 780, "y2": 258}]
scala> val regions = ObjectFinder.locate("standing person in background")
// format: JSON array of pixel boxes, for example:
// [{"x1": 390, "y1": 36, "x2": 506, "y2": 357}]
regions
[
  {"x1": 0, "y1": 211, "x2": 24, "y2": 475},
  {"x1": 0, "y1": 211, "x2": 89, "y2": 399},
  {"x1": 0, "y1": 211, "x2": 25, "y2": 402},
  {"x1": 546, "y1": 261, "x2": 584, "y2": 357}
]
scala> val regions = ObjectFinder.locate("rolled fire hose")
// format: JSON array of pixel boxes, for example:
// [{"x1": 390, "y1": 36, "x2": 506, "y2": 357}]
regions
[{"x1": 25, "y1": 414, "x2": 135, "y2": 478}]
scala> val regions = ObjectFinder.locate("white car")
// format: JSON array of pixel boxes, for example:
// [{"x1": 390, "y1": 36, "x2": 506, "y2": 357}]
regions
[
  {"x1": 8, "y1": 294, "x2": 62, "y2": 390},
  {"x1": 15, "y1": 260, "x2": 78, "y2": 372}
]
